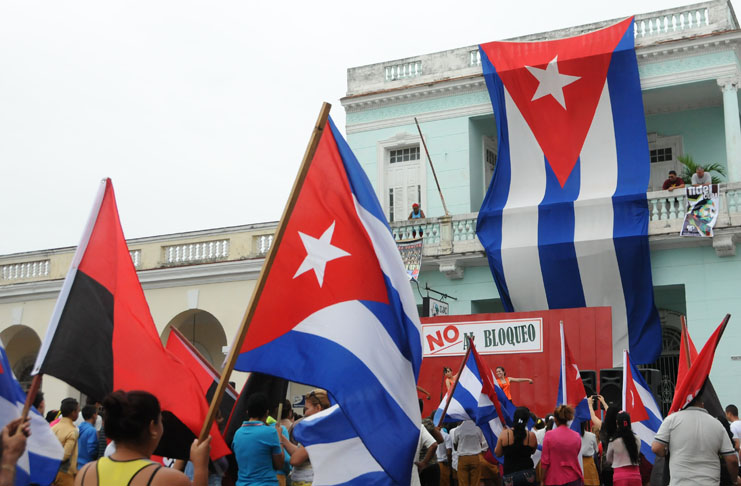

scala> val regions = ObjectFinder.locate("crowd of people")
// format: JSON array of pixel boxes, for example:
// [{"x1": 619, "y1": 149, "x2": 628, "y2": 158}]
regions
[{"x1": 0, "y1": 384, "x2": 739, "y2": 486}]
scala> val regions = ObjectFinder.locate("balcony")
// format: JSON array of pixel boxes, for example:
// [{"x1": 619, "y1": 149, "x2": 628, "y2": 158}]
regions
[{"x1": 390, "y1": 182, "x2": 741, "y2": 278}]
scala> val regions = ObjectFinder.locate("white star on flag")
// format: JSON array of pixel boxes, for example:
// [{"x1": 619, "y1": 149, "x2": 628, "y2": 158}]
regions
[
  {"x1": 293, "y1": 221, "x2": 351, "y2": 287},
  {"x1": 525, "y1": 56, "x2": 580, "y2": 109}
]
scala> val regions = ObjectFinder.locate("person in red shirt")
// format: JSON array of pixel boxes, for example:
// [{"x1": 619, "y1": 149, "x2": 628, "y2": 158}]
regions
[{"x1": 662, "y1": 170, "x2": 685, "y2": 191}]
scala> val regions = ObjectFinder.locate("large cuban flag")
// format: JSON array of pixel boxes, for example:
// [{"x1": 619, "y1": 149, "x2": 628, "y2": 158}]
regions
[
  {"x1": 234, "y1": 114, "x2": 422, "y2": 486},
  {"x1": 433, "y1": 341, "x2": 507, "y2": 453},
  {"x1": 293, "y1": 404, "x2": 393, "y2": 486},
  {"x1": 477, "y1": 18, "x2": 662, "y2": 365},
  {"x1": 622, "y1": 349, "x2": 662, "y2": 464},
  {"x1": 0, "y1": 344, "x2": 63, "y2": 486}
]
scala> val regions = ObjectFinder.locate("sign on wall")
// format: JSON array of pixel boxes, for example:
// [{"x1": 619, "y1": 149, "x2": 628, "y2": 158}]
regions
[
  {"x1": 422, "y1": 318, "x2": 543, "y2": 357},
  {"x1": 681, "y1": 184, "x2": 719, "y2": 237},
  {"x1": 422, "y1": 296, "x2": 449, "y2": 317},
  {"x1": 397, "y1": 238, "x2": 422, "y2": 280}
]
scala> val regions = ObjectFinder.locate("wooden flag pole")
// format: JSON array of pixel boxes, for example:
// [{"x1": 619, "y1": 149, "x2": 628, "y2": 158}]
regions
[
  {"x1": 680, "y1": 315, "x2": 692, "y2": 369},
  {"x1": 15, "y1": 374, "x2": 42, "y2": 435},
  {"x1": 199, "y1": 102, "x2": 332, "y2": 442},
  {"x1": 436, "y1": 336, "x2": 474, "y2": 428},
  {"x1": 414, "y1": 117, "x2": 450, "y2": 217}
]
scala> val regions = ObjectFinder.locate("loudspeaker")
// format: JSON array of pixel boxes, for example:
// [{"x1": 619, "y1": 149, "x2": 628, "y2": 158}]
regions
[
  {"x1": 639, "y1": 368, "x2": 662, "y2": 406},
  {"x1": 580, "y1": 370, "x2": 597, "y2": 397},
  {"x1": 599, "y1": 368, "x2": 623, "y2": 408}
]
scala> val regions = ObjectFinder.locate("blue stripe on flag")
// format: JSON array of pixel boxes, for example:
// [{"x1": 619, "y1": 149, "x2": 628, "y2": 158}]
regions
[
  {"x1": 537, "y1": 158, "x2": 586, "y2": 309},
  {"x1": 293, "y1": 404, "x2": 393, "y2": 486},
  {"x1": 606, "y1": 20, "x2": 662, "y2": 364},
  {"x1": 235, "y1": 330, "x2": 418, "y2": 484},
  {"x1": 0, "y1": 345, "x2": 63, "y2": 486},
  {"x1": 477, "y1": 47, "x2": 514, "y2": 312}
]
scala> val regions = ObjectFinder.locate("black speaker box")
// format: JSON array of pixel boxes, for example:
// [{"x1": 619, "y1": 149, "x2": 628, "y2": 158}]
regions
[{"x1": 599, "y1": 368, "x2": 623, "y2": 408}]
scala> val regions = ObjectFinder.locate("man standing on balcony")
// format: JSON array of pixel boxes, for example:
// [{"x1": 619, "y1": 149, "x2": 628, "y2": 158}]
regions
[
  {"x1": 409, "y1": 203, "x2": 426, "y2": 220},
  {"x1": 662, "y1": 170, "x2": 685, "y2": 191},
  {"x1": 691, "y1": 166, "x2": 712, "y2": 186}
]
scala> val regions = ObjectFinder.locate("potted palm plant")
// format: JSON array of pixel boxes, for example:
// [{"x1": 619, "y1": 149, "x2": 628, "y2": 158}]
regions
[{"x1": 677, "y1": 154, "x2": 726, "y2": 184}]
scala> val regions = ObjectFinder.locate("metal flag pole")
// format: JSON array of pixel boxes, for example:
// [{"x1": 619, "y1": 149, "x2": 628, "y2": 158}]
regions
[{"x1": 415, "y1": 117, "x2": 450, "y2": 217}]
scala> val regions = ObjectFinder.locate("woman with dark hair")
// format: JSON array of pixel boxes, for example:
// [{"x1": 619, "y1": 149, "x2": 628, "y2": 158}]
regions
[
  {"x1": 494, "y1": 367, "x2": 533, "y2": 401},
  {"x1": 494, "y1": 406, "x2": 537, "y2": 486},
  {"x1": 598, "y1": 406, "x2": 620, "y2": 486},
  {"x1": 75, "y1": 390, "x2": 211, "y2": 486},
  {"x1": 605, "y1": 411, "x2": 641, "y2": 486},
  {"x1": 579, "y1": 421, "x2": 599, "y2": 486},
  {"x1": 541, "y1": 405, "x2": 583, "y2": 486}
]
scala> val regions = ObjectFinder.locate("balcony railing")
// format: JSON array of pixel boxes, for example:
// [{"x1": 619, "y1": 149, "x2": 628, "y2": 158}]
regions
[
  {"x1": 390, "y1": 182, "x2": 741, "y2": 258},
  {"x1": 0, "y1": 259, "x2": 50, "y2": 281}
]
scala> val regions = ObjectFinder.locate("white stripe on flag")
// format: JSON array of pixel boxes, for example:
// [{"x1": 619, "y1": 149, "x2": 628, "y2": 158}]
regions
[
  {"x1": 445, "y1": 397, "x2": 471, "y2": 420},
  {"x1": 457, "y1": 364, "x2": 483, "y2": 398},
  {"x1": 293, "y1": 301, "x2": 418, "y2": 424},
  {"x1": 501, "y1": 87, "x2": 549, "y2": 311},
  {"x1": 635, "y1": 380, "x2": 662, "y2": 419},
  {"x1": 632, "y1": 421, "x2": 658, "y2": 447},
  {"x1": 353, "y1": 197, "x2": 422, "y2": 336},
  {"x1": 307, "y1": 436, "x2": 385, "y2": 485},
  {"x1": 574, "y1": 82, "x2": 629, "y2": 364}
]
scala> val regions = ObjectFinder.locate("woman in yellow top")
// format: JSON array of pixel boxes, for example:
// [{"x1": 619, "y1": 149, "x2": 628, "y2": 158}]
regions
[
  {"x1": 75, "y1": 390, "x2": 211, "y2": 486},
  {"x1": 494, "y1": 367, "x2": 533, "y2": 400}
]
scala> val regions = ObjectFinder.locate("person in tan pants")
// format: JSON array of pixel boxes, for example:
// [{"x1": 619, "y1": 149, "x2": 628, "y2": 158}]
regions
[{"x1": 453, "y1": 421, "x2": 486, "y2": 486}]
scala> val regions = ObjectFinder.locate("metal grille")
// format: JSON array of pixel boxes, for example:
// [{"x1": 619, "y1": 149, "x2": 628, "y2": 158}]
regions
[{"x1": 644, "y1": 325, "x2": 681, "y2": 416}]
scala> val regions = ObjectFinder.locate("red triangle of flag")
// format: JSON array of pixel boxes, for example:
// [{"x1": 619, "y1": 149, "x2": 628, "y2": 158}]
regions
[
  {"x1": 623, "y1": 352, "x2": 649, "y2": 422},
  {"x1": 480, "y1": 18, "x2": 632, "y2": 186}
]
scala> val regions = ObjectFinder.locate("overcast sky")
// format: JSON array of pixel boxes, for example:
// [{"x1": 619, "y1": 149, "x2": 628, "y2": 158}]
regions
[{"x1": 1, "y1": 0, "x2": 731, "y2": 255}]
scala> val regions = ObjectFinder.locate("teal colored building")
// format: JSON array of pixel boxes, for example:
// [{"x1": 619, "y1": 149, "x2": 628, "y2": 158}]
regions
[{"x1": 341, "y1": 0, "x2": 741, "y2": 414}]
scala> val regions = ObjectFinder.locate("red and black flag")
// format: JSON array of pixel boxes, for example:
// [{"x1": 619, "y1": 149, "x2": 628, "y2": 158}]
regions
[
  {"x1": 32, "y1": 178, "x2": 230, "y2": 460},
  {"x1": 165, "y1": 327, "x2": 237, "y2": 432},
  {"x1": 668, "y1": 314, "x2": 730, "y2": 414}
]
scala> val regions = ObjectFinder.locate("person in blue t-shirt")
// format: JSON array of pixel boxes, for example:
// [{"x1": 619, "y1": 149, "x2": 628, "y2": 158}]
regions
[
  {"x1": 232, "y1": 392, "x2": 284, "y2": 486},
  {"x1": 77, "y1": 404, "x2": 99, "y2": 469}
]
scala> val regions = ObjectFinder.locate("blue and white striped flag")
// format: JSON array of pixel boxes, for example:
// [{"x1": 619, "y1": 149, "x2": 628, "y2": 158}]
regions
[
  {"x1": 622, "y1": 350, "x2": 663, "y2": 464},
  {"x1": 293, "y1": 404, "x2": 393, "y2": 486},
  {"x1": 0, "y1": 344, "x2": 63, "y2": 486},
  {"x1": 433, "y1": 344, "x2": 508, "y2": 453}
]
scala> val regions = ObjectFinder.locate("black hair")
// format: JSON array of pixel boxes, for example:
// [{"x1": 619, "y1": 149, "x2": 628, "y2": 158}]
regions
[
  {"x1": 103, "y1": 390, "x2": 161, "y2": 445},
  {"x1": 82, "y1": 404, "x2": 98, "y2": 421},
  {"x1": 668, "y1": 170, "x2": 677, "y2": 175},
  {"x1": 60, "y1": 398, "x2": 79, "y2": 417},
  {"x1": 600, "y1": 406, "x2": 620, "y2": 444},
  {"x1": 614, "y1": 411, "x2": 638, "y2": 464},
  {"x1": 247, "y1": 392, "x2": 270, "y2": 419},
  {"x1": 32, "y1": 391, "x2": 44, "y2": 410},
  {"x1": 545, "y1": 414, "x2": 555, "y2": 431},
  {"x1": 513, "y1": 406, "x2": 530, "y2": 444},
  {"x1": 496, "y1": 366, "x2": 506, "y2": 374},
  {"x1": 726, "y1": 404, "x2": 739, "y2": 417},
  {"x1": 281, "y1": 399, "x2": 292, "y2": 420},
  {"x1": 45, "y1": 410, "x2": 58, "y2": 423},
  {"x1": 580, "y1": 419, "x2": 591, "y2": 437},
  {"x1": 419, "y1": 399, "x2": 424, "y2": 414}
]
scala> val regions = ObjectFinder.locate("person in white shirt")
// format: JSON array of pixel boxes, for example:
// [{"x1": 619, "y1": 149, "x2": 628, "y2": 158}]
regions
[
  {"x1": 691, "y1": 166, "x2": 712, "y2": 186},
  {"x1": 725, "y1": 404, "x2": 741, "y2": 468},
  {"x1": 453, "y1": 420, "x2": 486, "y2": 486},
  {"x1": 437, "y1": 428, "x2": 453, "y2": 486}
]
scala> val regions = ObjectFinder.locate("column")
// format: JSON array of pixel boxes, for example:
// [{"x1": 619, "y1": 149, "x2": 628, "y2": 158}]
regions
[{"x1": 718, "y1": 77, "x2": 741, "y2": 182}]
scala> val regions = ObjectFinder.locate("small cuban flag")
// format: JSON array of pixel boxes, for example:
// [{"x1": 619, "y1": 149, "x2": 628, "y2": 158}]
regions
[{"x1": 0, "y1": 343, "x2": 63, "y2": 486}]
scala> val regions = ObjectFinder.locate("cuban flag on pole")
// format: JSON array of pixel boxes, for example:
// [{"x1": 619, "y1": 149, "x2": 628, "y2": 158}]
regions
[
  {"x1": 477, "y1": 18, "x2": 662, "y2": 366},
  {"x1": 293, "y1": 404, "x2": 393, "y2": 486},
  {"x1": 0, "y1": 344, "x2": 63, "y2": 486},
  {"x1": 234, "y1": 114, "x2": 422, "y2": 486},
  {"x1": 433, "y1": 341, "x2": 507, "y2": 453},
  {"x1": 622, "y1": 349, "x2": 662, "y2": 464},
  {"x1": 556, "y1": 322, "x2": 591, "y2": 431}
]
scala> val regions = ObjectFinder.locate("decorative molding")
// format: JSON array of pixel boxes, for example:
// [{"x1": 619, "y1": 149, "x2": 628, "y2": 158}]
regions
[
  {"x1": 438, "y1": 259, "x2": 464, "y2": 280},
  {"x1": 347, "y1": 103, "x2": 493, "y2": 134},
  {"x1": 712, "y1": 232, "x2": 736, "y2": 256},
  {"x1": 0, "y1": 258, "x2": 265, "y2": 305},
  {"x1": 717, "y1": 75, "x2": 741, "y2": 91},
  {"x1": 640, "y1": 63, "x2": 737, "y2": 90}
]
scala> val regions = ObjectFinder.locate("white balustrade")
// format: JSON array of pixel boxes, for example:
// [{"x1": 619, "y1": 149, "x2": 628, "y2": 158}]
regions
[
  {"x1": 164, "y1": 240, "x2": 229, "y2": 264},
  {"x1": 0, "y1": 259, "x2": 50, "y2": 281},
  {"x1": 255, "y1": 234, "x2": 274, "y2": 256},
  {"x1": 129, "y1": 250, "x2": 141, "y2": 268},
  {"x1": 634, "y1": 7, "x2": 709, "y2": 39},
  {"x1": 384, "y1": 61, "x2": 422, "y2": 81}
]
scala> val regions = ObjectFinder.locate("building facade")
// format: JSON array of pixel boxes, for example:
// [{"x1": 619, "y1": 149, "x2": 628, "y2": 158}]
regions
[
  {"x1": 341, "y1": 0, "x2": 741, "y2": 413},
  {"x1": 2, "y1": 0, "x2": 741, "y2": 414}
]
